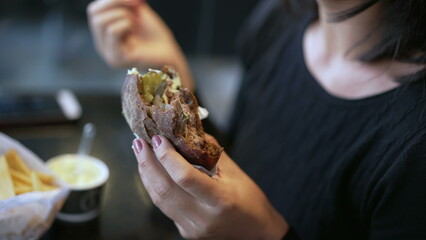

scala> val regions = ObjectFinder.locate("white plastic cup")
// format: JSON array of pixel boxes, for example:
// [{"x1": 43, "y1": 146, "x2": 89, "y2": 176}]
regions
[{"x1": 47, "y1": 154, "x2": 109, "y2": 223}]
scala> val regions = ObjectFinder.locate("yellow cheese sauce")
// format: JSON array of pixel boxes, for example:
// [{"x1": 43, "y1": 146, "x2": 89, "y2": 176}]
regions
[{"x1": 48, "y1": 155, "x2": 105, "y2": 188}]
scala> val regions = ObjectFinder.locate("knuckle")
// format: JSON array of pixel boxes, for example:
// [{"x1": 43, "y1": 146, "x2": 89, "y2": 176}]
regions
[
  {"x1": 157, "y1": 148, "x2": 172, "y2": 163},
  {"x1": 154, "y1": 183, "x2": 173, "y2": 201},
  {"x1": 175, "y1": 170, "x2": 194, "y2": 188},
  {"x1": 137, "y1": 158, "x2": 150, "y2": 172}
]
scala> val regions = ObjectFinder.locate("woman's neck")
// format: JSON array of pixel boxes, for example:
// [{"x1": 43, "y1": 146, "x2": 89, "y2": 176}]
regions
[
  {"x1": 303, "y1": 1, "x2": 404, "y2": 99},
  {"x1": 304, "y1": 1, "x2": 423, "y2": 99},
  {"x1": 316, "y1": 0, "x2": 383, "y2": 60}
]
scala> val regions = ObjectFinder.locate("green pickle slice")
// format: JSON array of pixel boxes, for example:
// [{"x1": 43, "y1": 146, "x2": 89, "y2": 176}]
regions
[{"x1": 141, "y1": 71, "x2": 168, "y2": 103}]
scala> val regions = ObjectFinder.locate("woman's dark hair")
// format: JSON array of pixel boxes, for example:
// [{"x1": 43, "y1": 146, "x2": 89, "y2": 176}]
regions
[{"x1": 286, "y1": 0, "x2": 426, "y2": 83}]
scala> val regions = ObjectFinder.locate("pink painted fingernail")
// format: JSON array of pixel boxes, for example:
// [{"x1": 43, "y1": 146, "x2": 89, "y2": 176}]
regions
[
  {"x1": 132, "y1": 138, "x2": 143, "y2": 154},
  {"x1": 152, "y1": 135, "x2": 162, "y2": 149}
]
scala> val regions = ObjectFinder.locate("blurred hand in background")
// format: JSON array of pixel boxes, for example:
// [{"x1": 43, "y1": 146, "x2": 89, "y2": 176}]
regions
[{"x1": 87, "y1": 0, "x2": 194, "y2": 90}]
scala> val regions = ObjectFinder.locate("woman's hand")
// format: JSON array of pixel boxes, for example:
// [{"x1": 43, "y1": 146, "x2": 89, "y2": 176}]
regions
[
  {"x1": 87, "y1": 0, "x2": 194, "y2": 90},
  {"x1": 132, "y1": 135, "x2": 289, "y2": 239}
]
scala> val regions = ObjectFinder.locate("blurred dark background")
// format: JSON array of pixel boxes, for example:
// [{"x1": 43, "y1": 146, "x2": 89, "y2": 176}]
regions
[
  {"x1": 0, "y1": 0, "x2": 258, "y2": 54},
  {"x1": 0, "y1": 0, "x2": 259, "y2": 130}
]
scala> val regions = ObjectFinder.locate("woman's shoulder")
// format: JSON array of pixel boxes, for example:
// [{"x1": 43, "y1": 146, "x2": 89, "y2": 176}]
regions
[
  {"x1": 389, "y1": 80, "x2": 426, "y2": 128},
  {"x1": 366, "y1": 129, "x2": 426, "y2": 238},
  {"x1": 373, "y1": 79, "x2": 426, "y2": 182}
]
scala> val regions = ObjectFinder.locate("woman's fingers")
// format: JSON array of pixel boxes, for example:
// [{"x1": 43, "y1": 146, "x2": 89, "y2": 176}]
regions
[
  {"x1": 103, "y1": 17, "x2": 135, "y2": 67},
  {"x1": 87, "y1": 0, "x2": 138, "y2": 16},
  {"x1": 89, "y1": 8, "x2": 136, "y2": 53},
  {"x1": 150, "y1": 135, "x2": 223, "y2": 206},
  {"x1": 133, "y1": 138, "x2": 211, "y2": 229},
  {"x1": 132, "y1": 138, "x2": 197, "y2": 223}
]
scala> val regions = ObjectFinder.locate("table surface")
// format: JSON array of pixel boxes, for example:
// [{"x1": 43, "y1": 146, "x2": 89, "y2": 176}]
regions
[{"x1": 1, "y1": 94, "x2": 181, "y2": 240}]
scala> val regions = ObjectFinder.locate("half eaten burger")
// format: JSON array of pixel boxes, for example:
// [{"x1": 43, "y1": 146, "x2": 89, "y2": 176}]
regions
[{"x1": 121, "y1": 66, "x2": 223, "y2": 171}]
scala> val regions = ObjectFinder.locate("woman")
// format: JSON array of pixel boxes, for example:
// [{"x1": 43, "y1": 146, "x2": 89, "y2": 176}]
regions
[{"x1": 87, "y1": 0, "x2": 426, "y2": 239}]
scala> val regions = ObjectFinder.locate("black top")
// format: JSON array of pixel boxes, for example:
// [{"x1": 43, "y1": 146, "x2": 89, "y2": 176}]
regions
[{"x1": 229, "y1": 0, "x2": 426, "y2": 239}]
